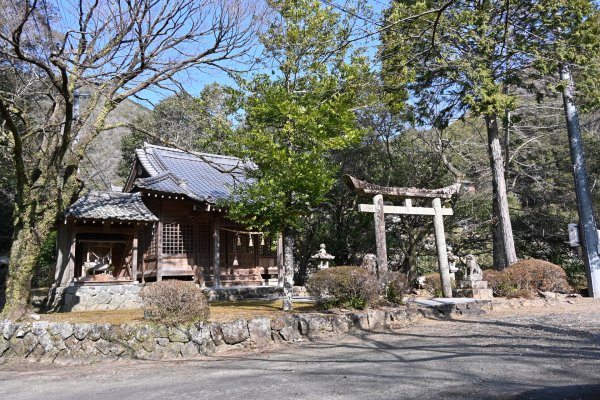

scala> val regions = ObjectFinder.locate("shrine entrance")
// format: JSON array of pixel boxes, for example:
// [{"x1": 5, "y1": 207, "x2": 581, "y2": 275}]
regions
[{"x1": 345, "y1": 175, "x2": 461, "y2": 298}]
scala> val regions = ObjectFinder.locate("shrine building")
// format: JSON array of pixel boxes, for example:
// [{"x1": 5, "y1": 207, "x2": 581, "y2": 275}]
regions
[{"x1": 53, "y1": 143, "x2": 282, "y2": 298}]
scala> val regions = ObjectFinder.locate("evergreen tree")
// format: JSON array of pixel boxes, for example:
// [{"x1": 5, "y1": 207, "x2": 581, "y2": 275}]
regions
[{"x1": 380, "y1": 0, "x2": 600, "y2": 270}]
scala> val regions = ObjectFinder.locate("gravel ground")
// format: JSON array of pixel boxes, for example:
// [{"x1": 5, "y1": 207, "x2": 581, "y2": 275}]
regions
[{"x1": 1, "y1": 299, "x2": 599, "y2": 400}]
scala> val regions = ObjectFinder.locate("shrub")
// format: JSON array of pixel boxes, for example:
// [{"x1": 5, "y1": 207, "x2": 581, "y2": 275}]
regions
[
  {"x1": 141, "y1": 280, "x2": 210, "y2": 325},
  {"x1": 421, "y1": 273, "x2": 443, "y2": 297},
  {"x1": 306, "y1": 266, "x2": 380, "y2": 310},
  {"x1": 483, "y1": 259, "x2": 571, "y2": 298},
  {"x1": 561, "y1": 257, "x2": 587, "y2": 289},
  {"x1": 384, "y1": 271, "x2": 408, "y2": 304}
]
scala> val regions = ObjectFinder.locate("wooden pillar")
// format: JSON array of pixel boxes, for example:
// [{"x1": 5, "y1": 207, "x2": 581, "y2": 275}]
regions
[
  {"x1": 433, "y1": 197, "x2": 452, "y2": 298},
  {"x1": 254, "y1": 234, "x2": 259, "y2": 268},
  {"x1": 141, "y1": 246, "x2": 145, "y2": 283},
  {"x1": 157, "y1": 219, "x2": 163, "y2": 282},
  {"x1": 373, "y1": 194, "x2": 388, "y2": 278},
  {"x1": 213, "y1": 218, "x2": 221, "y2": 288},
  {"x1": 54, "y1": 224, "x2": 68, "y2": 287},
  {"x1": 66, "y1": 229, "x2": 77, "y2": 285},
  {"x1": 131, "y1": 230, "x2": 138, "y2": 283}
]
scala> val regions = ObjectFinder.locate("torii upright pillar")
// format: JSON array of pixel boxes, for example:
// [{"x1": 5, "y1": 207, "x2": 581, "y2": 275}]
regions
[
  {"x1": 432, "y1": 198, "x2": 452, "y2": 297},
  {"x1": 373, "y1": 194, "x2": 388, "y2": 278}
]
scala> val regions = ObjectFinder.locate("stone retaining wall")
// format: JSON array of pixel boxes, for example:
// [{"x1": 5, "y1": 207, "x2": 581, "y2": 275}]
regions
[
  {"x1": 1, "y1": 296, "x2": 571, "y2": 364},
  {"x1": 46, "y1": 284, "x2": 285, "y2": 311},
  {"x1": 0, "y1": 306, "x2": 426, "y2": 364},
  {"x1": 49, "y1": 285, "x2": 143, "y2": 312},
  {"x1": 203, "y1": 286, "x2": 284, "y2": 301}
]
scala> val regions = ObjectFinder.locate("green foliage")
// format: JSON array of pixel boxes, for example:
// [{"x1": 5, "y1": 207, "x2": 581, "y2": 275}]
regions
[
  {"x1": 421, "y1": 273, "x2": 443, "y2": 298},
  {"x1": 31, "y1": 231, "x2": 56, "y2": 288},
  {"x1": 381, "y1": 0, "x2": 600, "y2": 121},
  {"x1": 382, "y1": 1, "x2": 513, "y2": 123},
  {"x1": 483, "y1": 259, "x2": 572, "y2": 298},
  {"x1": 141, "y1": 280, "x2": 210, "y2": 325},
  {"x1": 306, "y1": 266, "x2": 380, "y2": 309},
  {"x1": 523, "y1": 1, "x2": 600, "y2": 111},
  {"x1": 384, "y1": 271, "x2": 407, "y2": 304},
  {"x1": 560, "y1": 257, "x2": 587, "y2": 289},
  {"x1": 225, "y1": 0, "x2": 370, "y2": 235}
]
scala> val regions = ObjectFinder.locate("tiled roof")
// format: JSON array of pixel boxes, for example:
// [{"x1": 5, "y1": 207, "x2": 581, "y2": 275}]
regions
[
  {"x1": 133, "y1": 143, "x2": 249, "y2": 203},
  {"x1": 66, "y1": 192, "x2": 158, "y2": 222},
  {"x1": 134, "y1": 172, "x2": 190, "y2": 197}
]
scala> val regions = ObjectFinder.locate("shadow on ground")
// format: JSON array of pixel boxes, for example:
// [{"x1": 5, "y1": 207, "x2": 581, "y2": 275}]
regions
[
  {"x1": 514, "y1": 384, "x2": 600, "y2": 400},
  {"x1": 212, "y1": 312, "x2": 600, "y2": 399}
]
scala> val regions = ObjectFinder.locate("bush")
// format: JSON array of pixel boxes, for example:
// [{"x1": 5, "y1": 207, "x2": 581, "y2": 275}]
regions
[
  {"x1": 483, "y1": 259, "x2": 572, "y2": 298},
  {"x1": 561, "y1": 257, "x2": 587, "y2": 289},
  {"x1": 384, "y1": 271, "x2": 408, "y2": 304},
  {"x1": 306, "y1": 266, "x2": 380, "y2": 310},
  {"x1": 421, "y1": 273, "x2": 443, "y2": 297},
  {"x1": 141, "y1": 280, "x2": 210, "y2": 325}
]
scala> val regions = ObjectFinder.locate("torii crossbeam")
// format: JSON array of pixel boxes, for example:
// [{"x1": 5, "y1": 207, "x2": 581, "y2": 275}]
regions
[{"x1": 346, "y1": 175, "x2": 461, "y2": 298}]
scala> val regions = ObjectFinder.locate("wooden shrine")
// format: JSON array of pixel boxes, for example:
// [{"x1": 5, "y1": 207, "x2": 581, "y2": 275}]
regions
[{"x1": 54, "y1": 144, "x2": 283, "y2": 289}]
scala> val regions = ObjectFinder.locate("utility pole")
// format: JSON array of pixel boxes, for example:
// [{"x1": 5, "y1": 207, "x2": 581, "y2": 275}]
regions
[{"x1": 560, "y1": 64, "x2": 600, "y2": 298}]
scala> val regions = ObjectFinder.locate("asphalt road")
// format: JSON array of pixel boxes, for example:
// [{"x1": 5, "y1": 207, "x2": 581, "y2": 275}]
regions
[{"x1": 1, "y1": 301, "x2": 600, "y2": 400}]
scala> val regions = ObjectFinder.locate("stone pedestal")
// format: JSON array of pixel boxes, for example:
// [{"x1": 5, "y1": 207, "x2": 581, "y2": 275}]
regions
[{"x1": 453, "y1": 279, "x2": 493, "y2": 300}]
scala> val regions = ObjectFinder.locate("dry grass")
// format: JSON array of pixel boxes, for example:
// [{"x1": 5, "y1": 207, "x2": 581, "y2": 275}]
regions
[
  {"x1": 209, "y1": 300, "x2": 317, "y2": 323},
  {"x1": 38, "y1": 309, "x2": 144, "y2": 325},
  {"x1": 35, "y1": 300, "x2": 317, "y2": 325}
]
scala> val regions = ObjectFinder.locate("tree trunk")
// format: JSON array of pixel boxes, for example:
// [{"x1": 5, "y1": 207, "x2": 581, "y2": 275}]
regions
[
  {"x1": 296, "y1": 224, "x2": 316, "y2": 286},
  {"x1": 2, "y1": 164, "x2": 81, "y2": 319},
  {"x1": 282, "y1": 226, "x2": 295, "y2": 311},
  {"x1": 492, "y1": 188, "x2": 507, "y2": 270},
  {"x1": 402, "y1": 229, "x2": 419, "y2": 280},
  {"x1": 485, "y1": 114, "x2": 518, "y2": 269},
  {"x1": 3, "y1": 209, "x2": 55, "y2": 319}
]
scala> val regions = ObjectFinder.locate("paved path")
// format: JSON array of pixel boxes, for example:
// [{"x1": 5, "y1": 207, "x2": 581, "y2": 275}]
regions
[{"x1": 1, "y1": 301, "x2": 600, "y2": 400}]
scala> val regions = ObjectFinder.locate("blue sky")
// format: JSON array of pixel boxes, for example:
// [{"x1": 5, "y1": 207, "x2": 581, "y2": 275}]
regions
[{"x1": 129, "y1": 0, "x2": 385, "y2": 108}]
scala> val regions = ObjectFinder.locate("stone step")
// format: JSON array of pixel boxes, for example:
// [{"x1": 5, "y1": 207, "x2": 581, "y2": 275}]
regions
[
  {"x1": 219, "y1": 281, "x2": 264, "y2": 287},
  {"x1": 453, "y1": 288, "x2": 494, "y2": 300},
  {"x1": 219, "y1": 274, "x2": 262, "y2": 280},
  {"x1": 458, "y1": 280, "x2": 488, "y2": 289}
]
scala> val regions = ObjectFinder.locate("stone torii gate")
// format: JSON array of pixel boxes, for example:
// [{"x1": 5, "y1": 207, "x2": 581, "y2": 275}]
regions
[{"x1": 345, "y1": 175, "x2": 461, "y2": 298}]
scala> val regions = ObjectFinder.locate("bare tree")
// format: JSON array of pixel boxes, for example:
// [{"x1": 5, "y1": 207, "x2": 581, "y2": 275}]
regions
[{"x1": 0, "y1": 0, "x2": 262, "y2": 318}]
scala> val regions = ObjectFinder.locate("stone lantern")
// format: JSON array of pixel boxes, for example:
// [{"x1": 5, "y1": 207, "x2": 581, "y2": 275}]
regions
[{"x1": 311, "y1": 243, "x2": 335, "y2": 270}]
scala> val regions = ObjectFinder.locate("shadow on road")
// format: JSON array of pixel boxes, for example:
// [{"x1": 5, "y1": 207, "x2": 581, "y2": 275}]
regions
[
  {"x1": 194, "y1": 312, "x2": 600, "y2": 399},
  {"x1": 514, "y1": 384, "x2": 600, "y2": 400}
]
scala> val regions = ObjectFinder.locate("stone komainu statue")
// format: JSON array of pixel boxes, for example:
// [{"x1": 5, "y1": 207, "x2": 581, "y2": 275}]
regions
[{"x1": 464, "y1": 254, "x2": 482, "y2": 280}]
